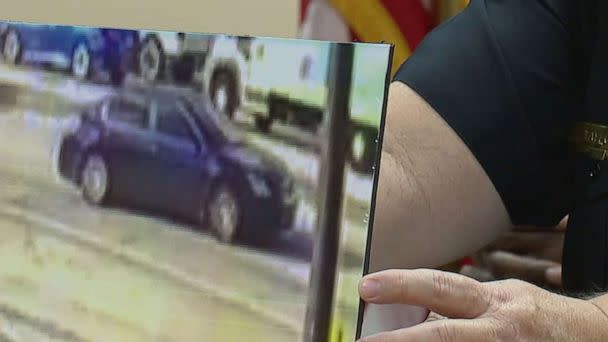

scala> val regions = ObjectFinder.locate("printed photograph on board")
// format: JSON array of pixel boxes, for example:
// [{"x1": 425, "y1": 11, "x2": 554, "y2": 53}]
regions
[{"x1": 0, "y1": 21, "x2": 391, "y2": 341}]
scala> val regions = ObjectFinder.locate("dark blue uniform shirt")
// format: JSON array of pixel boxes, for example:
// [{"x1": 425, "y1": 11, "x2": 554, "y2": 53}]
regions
[{"x1": 394, "y1": 0, "x2": 586, "y2": 228}]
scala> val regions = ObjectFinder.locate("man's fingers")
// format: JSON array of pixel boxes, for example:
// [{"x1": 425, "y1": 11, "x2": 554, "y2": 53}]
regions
[
  {"x1": 483, "y1": 251, "x2": 559, "y2": 285},
  {"x1": 459, "y1": 265, "x2": 495, "y2": 282},
  {"x1": 358, "y1": 318, "x2": 505, "y2": 342},
  {"x1": 359, "y1": 269, "x2": 490, "y2": 318},
  {"x1": 484, "y1": 232, "x2": 564, "y2": 262},
  {"x1": 545, "y1": 266, "x2": 562, "y2": 287}
]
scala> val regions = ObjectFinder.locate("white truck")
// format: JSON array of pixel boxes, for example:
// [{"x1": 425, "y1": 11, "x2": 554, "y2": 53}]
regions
[
  {"x1": 241, "y1": 38, "x2": 390, "y2": 174},
  {"x1": 136, "y1": 30, "x2": 249, "y2": 120}
]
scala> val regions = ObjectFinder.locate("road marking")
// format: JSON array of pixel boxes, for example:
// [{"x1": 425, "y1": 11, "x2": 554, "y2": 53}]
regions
[
  {"x1": 0, "y1": 301, "x2": 85, "y2": 342},
  {"x1": 0, "y1": 204, "x2": 304, "y2": 335},
  {"x1": 148, "y1": 217, "x2": 313, "y2": 291}
]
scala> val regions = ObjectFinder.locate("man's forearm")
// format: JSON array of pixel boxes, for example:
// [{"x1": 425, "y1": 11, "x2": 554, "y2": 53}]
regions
[
  {"x1": 368, "y1": 82, "x2": 514, "y2": 272},
  {"x1": 590, "y1": 294, "x2": 608, "y2": 323}
]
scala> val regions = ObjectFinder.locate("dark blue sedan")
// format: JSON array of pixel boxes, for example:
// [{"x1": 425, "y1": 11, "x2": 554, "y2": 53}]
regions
[
  {"x1": 0, "y1": 21, "x2": 137, "y2": 85},
  {"x1": 57, "y1": 86, "x2": 298, "y2": 243}
]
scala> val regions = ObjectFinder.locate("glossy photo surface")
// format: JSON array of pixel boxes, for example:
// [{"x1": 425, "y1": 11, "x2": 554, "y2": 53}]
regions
[{"x1": 0, "y1": 21, "x2": 391, "y2": 341}]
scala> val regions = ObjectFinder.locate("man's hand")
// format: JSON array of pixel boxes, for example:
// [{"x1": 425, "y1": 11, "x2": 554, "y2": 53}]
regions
[
  {"x1": 461, "y1": 218, "x2": 567, "y2": 288},
  {"x1": 466, "y1": 230, "x2": 564, "y2": 288},
  {"x1": 357, "y1": 269, "x2": 608, "y2": 341}
]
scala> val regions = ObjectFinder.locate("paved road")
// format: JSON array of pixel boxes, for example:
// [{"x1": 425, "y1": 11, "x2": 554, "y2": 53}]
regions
[
  {"x1": 0, "y1": 64, "x2": 371, "y2": 341},
  {"x1": 0, "y1": 215, "x2": 302, "y2": 341}
]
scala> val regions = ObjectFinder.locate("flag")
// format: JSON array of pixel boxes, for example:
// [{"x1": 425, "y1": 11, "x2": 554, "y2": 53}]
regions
[{"x1": 299, "y1": 0, "x2": 469, "y2": 75}]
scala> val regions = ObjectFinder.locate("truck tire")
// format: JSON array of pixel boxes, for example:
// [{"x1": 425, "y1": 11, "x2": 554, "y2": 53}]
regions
[
  {"x1": 210, "y1": 71, "x2": 238, "y2": 119},
  {"x1": 138, "y1": 36, "x2": 165, "y2": 82},
  {"x1": 349, "y1": 126, "x2": 377, "y2": 174},
  {"x1": 70, "y1": 42, "x2": 92, "y2": 81},
  {"x1": 2, "y1": 29, "x2": 22, "y2": 65},
  {"x1": 254, "y1": 115, "x2": 272, "y2": 133},
  {"x1": 289, "y1": 106, "x2": 323, "y2": 132}
]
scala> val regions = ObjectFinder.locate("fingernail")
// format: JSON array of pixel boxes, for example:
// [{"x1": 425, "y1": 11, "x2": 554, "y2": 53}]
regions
[{"x1": 360, "y1": 279, "x2": 381, "y2": 299}]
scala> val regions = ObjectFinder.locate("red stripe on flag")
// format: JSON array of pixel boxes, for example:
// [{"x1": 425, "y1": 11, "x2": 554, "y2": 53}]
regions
[
  {"x1": 300, "y1": 0, "x2": 310, "y2": 22},
  {"x1": 350, "y1": 29, "x2": 359, "y2": 42},
  {"x1": 427, "y1": 0, "x2": 440, "y2": 26},
  {"x1": 380, "y1": 0, "x2": 433, "y2": 51}
]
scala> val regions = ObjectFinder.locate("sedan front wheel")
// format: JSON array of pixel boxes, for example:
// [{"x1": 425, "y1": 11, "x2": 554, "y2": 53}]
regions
[{"x1": 207, "y1": 185, "x2": 241, "y2": 243}]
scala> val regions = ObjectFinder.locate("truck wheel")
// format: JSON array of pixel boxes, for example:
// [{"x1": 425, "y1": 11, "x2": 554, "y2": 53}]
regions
[
  {"x1": 210, "y1": 72, "x2": 237, "y2": 119},
  {"x1": 138, "y1": 36, "x2": 165, "y2": 82},
  {"x1": 349, "y1": 127, "x2": 377, "y2": 174},
  {"x1": 2, "y1": 29, "x2": 22, "y2": 65},
  {"x1": 71, "y1": 42, "x2": 92, "y2": 81},
  {"x1": 254, "y1": 116, "x2": 272, "y2": 133}
]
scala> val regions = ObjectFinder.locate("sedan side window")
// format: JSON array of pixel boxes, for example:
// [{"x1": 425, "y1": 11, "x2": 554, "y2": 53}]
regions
[
  {"x1": 157, "y1": 112, "x2": 195, "y2": 143},
  {"x1": 108, "y1": 98, "x2": 147, "y2": 128}
]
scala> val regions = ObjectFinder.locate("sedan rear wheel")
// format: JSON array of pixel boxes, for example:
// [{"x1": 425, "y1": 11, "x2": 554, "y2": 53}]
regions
[
  {"x1": 207, "y1": 185, "x2": 241, "y2": 243},
  {"x1": 81, "y1": 154, "x2": 110, "y2": 205}
]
